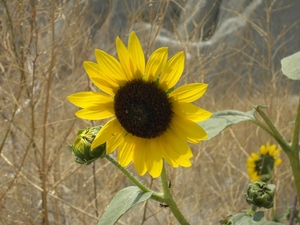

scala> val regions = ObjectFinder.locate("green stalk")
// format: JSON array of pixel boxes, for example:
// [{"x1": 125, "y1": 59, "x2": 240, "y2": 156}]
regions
[
  {"x1": 104, "y1": 155, "x2": 163, "y2": 202},
  {"x1": 255, "y1": 106, "x2": 291, "y2": 152},
  {"x1": 250, "y1": 120, "x2": 281, "y2": 143},
  {"x1": 106, "y1": 155, "x2": 190, "y2": 224},
  {"x1": 291, "y1": 97, "x2": 300, "y2": 154},
  {"x1": 255, "y1": 102, "x2": 300, "y2": 206},
  {"x1": 105, "y1": 155, "x2": 150, "y2": 192},
  {"x1": 251, "y1": 205, "x2": 257, "y2": 213},
  {"x1": 289, "y1": 97, "x2": 300, "y2": 206},
  {"x1": 288, "y1": 153, "x2": 300, "y2": 207},
  {"x1": 160, "y1": 162, "x2": 190, "y2": 225}
]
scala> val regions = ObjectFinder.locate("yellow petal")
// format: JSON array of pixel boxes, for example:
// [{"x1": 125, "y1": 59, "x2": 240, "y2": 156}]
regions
[
  {"x1": 132, "y1": 137, "x2": 147, "y2": 176},
  {"x1": 118, "y1": 134, "x2": 135, "y2": 167},
  {"x1": 161, "y1": 148, "x2": 179, "y2": 168},
  {"x1": 145, "y1": 139, "x2": 163, "y2": 178},
  {"x1": 268, "y1": 144, "x2": 277, "y2": 155},
  {"x1": 247, "y1": 168, "x2": 255, "y2": 174},
  {"x1": 91, "y1": 118, "x2": 120, "y2": 150},
  {"x1": 247, "y1": 159, "x2": 256, "y2": 167},
  {"x1": 170, "y1": 114, "x2": 208, "y2": 143},
  {"x1": 247, "y1": 157, "x2": 255, "y2": 163},
  {"x1": 260, "y1": 145, "x2": 267, "y2": 155},
  {"x1": 145, "y1": 47, "x2": 168, "y2": 82},
  {"x1": 159, "y1": 52, "x2": 184, "y2": 90},
  {"x1": 167, "y1": 129, "x2": 193, "y2": 158},
  {"x1": 161, "y1": 129, "x2": 192, "y2": 167},
  {"x1": 172, "y1": 101, "x2": 212, "y2": 122},
  {"x1": 272, "y1": 149, "x2": 281, "y2": 157},
  {"x1": 67, "y1": 92, "x2": 113, "y2": 108},
  {"x1": 251, "y1": 152, "x2": 259, "y2": 161},
  {"x1": 269, "y1": 143, "x2": 277, "y2": 150},
  {"x1": 116, "y1": 37, "x2": 135, "y2": 80},
  {"x1": 128, "y1": 31, "x2": 145, "y2": 77},
  {"x1": 275, "y1": 158, "x2": 282, "y2": 166},
  {"x1": 106, "y1": 124, "x2": 126, "y2": 154},
  {"x1": 94, "y1": 49, "x2": 127, "y2": 83},
  {"x1": 75, "y1": 103, "x2": 114, "y2": 120},
  {"x1": 251, "y1": 173, "x2": 260, "y2": 181},
  {"x1": 169, "y1": 83, "x2": 208, "y2": 103},
  {"x1": 84, "y1": 61, "x2": 118, "y2": 95},
  {"x1": 153, "y1": 133, "x2": 178, "y2": 168}
]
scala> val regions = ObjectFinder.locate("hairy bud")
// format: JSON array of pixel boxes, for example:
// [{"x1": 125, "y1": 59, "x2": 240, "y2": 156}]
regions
[
  {"x1": 245, "y1": 181, "x2": 274, "y2": 209},
  {"x1": 70, "y1": 126, "x2": 106, "y2": 165}
]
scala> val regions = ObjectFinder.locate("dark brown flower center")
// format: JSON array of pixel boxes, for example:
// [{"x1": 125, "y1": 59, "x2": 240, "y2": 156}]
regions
[{"x1": 114, "y1": 79, "x2": 172, "y2": 138}]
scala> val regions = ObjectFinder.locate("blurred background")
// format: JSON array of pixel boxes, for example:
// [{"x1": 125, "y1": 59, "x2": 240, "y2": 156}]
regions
[{"x1": 0, "y1": 0, "x2": 299, "y2": 224}]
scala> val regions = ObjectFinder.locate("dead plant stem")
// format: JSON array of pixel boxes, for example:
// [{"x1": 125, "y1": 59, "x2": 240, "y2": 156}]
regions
[{"x1": 41, "y1": 0, "x2": 56, "y2": 224}]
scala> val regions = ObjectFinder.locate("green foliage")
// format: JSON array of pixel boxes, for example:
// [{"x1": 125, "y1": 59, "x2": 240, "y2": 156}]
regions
[
  {"x1": 281, "y1": 51, "x2": 300, "y2": 80},
  {"x1": 220, "y1": 183, "x2": 283, "y2": 224},
  {"x1": 245, "y1": 182, "x2": 275, "y2": 209},
  {"x1": 221, "y1": 212, "x2": 285, "y2": 225},
  {"x1": 198, "y1": 109, "x2": 256, "y2": 140},
  {"x1": 97, "y1": 186, "x2": 153, "y2": 225}
]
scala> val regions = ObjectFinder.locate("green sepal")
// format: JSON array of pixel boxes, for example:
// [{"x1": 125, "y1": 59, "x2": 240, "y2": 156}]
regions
[
  {"x1": 70, "y1": 126, "x2": 106, "y2": 165},
  {"x1": 245, "y1": 182, "x2": 275, "y2": 209}
]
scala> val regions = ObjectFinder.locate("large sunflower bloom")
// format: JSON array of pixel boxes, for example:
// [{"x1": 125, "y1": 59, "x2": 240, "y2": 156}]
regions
[
  {"x1": 247, "y1": 142, "x2": 282, "y2": 182},
  {"x1": 68, "y1": 31, "x2": 211, "y2": 178}
]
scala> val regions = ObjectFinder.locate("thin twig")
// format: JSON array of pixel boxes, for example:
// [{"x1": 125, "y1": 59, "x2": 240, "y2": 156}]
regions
[
  {"x1": 289, "y1": 194, "x2": 298, "y2": 225},
  {"x1": 140, "y1": 178, "x2": 154, "y2": 225}
]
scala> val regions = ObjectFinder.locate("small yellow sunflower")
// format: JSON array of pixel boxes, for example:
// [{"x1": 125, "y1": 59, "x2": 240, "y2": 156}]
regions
[
  {"x1": 68, "y1": 31, "x2": 211, "y2": 178},
  {"x1": 247, "y1": 142, "x2": 282, "y2": 182}
]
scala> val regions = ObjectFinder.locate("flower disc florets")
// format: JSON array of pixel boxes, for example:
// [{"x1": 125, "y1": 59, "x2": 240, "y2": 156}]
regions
[{"x1": 114, "y1": 79, "x2": 172, "y2": 138}]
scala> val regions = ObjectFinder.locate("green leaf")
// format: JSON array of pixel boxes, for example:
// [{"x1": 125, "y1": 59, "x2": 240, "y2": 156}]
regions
[
  {"x1": 227, "y1": 212, "x2": 285, "y2": 225},
  {"x1": 281, "y1": 51, "x2": 300, "y2": 80},
  {"x1": 198, "y1": 110, "x2": 255, "y2": 140},
  {"x1": 252, "y1": 211, "x2": 265, "y2": 222},
  {"x1": 97, "y1": 186, "x2": 153, "y2": 225}
]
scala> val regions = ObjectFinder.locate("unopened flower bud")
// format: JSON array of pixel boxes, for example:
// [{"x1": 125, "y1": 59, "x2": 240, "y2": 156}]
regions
[
  {"x1": 70, "y1": 126, "x2": 106, "y2": 164},
  {"x1": 245, "y1": 181, "x2": 274, "y2": 209}
]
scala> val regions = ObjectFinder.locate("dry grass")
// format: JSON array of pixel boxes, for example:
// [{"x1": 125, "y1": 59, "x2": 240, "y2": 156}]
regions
[{"x1": 0, "y1": 0, "x2": 299, "y2": 224}]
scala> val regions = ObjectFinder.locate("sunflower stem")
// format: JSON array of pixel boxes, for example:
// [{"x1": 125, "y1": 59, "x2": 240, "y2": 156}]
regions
[
  {"x1": 104, "y1": 154, "x2": 163, "y2": 202},
  {"x1": 251, "y1": 205, "x2": 257, "y2": 213},
  {"x1": 255, "y1": 101, "x2": 300, "y2": 207},
  {"x1": 291, "y1": 96, "x2": 300, "y2": 156},
  {"x1": 160, "y1": 162, "x2": 190, "y2": 225},
  {"x1": 250, "y1": 120, "x2": 281, "y2": 143},
  {"x1": 255, "y1": 106, "x2": 291, "y2": 153},
  {"x1": 288, "y1": 96, "x2": 300, "y2": 207},
  {"x1": 105, "y1": 154, "x2": 150, "y2": 192}
]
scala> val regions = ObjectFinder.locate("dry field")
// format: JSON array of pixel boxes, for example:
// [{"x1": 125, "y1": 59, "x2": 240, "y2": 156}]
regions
[{"x1": 0, "y1": 1, "x2": 299, "y2": 224}]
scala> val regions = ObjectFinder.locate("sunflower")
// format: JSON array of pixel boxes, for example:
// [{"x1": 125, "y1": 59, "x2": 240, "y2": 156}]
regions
[
  {"x1": 247, "y1": 142, "x2": 282, "y2": 182},
  {"x1": 67, "y1": 31, "x2": 211, "y2": 178}
]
